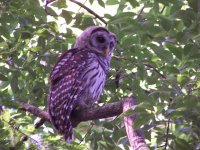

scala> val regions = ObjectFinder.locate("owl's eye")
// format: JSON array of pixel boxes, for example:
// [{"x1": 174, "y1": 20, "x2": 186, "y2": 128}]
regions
[
  {"x1": 96, "y1": 36, "x2": 105, "y2": 43},
  {"x1": 110, "y1": 41, "x2": 114, "y2": 49}
]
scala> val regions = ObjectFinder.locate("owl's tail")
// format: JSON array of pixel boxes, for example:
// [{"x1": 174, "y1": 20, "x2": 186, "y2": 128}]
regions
[
  {"x1": 48, "y1": 76, "x2": 81, "y2": 143},
  {"x1": 48, "y1": 101, "x2": 75, "y2": 143},
  {"x1": 64, "y1": 123, "x2": 74, "y2": 143}
]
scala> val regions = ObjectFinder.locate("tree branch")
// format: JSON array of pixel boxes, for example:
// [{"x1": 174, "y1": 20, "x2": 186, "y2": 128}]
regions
[
  {"x1": 16, "y1": 101, "x2": 50, "y2": 122},
  {"x1": 16, "y1": 97, "x2": 149, "y2": 149},
  {"x1": 70, "y1": 0, "x2": 107, "y2": 25},
  {"x1": 143, "y1": 63, "x2": 166, "y2": 79},
  {"x1": 164, "y1": 118, "x2": 171, "y2": 150},
  {"x1": 16, "y1": 98, "x2": 127, "y2": 125},
  {"x1": 0, "y1": 105, "x2": 3, "y2": 115},
  {"x1": 123, "y1": 97, "x2": 149, "y2": 150},
  {"x1": 2, "y1": 118, "x2": 44, "y2": 148},
  {"x1": 44, "y1": 0, "x2": 107, "y2": 25}
]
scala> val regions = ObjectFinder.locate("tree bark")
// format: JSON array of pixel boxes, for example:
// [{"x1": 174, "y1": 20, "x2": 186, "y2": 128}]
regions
[
  {"x1": 16, "y1": 96, "x2": 149, "y2": 149},
  {"x1": 123, "y1": 97, "x2": 150, "y2": 150}
]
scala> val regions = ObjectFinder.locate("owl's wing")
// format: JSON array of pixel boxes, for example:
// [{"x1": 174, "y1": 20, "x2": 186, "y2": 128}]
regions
[{"x1": 48, "y1": 48, "x2": 88, "y2": 142}]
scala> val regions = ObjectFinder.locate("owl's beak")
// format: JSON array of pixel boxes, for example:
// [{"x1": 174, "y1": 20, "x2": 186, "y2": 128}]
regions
[{"x1": 104, "y1": 47, "x2": 109, "y2": 57}]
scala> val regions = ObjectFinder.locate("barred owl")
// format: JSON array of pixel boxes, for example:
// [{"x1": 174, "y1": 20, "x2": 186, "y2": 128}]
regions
[{"x1": 48, "y1": 26, "x2": 117, "y2": 142}]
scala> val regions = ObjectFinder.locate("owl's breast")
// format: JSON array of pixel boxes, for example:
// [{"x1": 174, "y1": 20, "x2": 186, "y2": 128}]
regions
[{"x1": 81, "y1": 58, "x2": 106, "y2": 103}]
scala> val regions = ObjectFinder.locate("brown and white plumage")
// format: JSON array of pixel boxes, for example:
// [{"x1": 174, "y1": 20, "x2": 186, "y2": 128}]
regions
[{"x1": 48, "y1": 26, "x2": 116, "y2": 142}]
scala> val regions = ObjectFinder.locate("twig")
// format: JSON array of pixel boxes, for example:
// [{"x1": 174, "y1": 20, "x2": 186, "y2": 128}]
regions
[
  {"x1": 198, "y1": 0, "x2": 200, "y2": 12},
  {"x1": 160, "y1": 6, "x2": 165, "y2": 14},
  {"x1": 77, "y1": 0, "x2": 88, "y2": 12},
  {"x1": 137, "y1": 5, "x2": 145, "y2": 19},
  {"x1": 79, "y1": 123, "x2": 93, "y2": 144},
  {"x1": 44, "y1": 0, "x2": 107, "y2": 25},
  {"x1": 123, "y1": 97, "x2": 149, "y2": 150},
  {"x1": 0, "y1": 105, "x2": 3, "y2": 115},
  {"x1": 44, "y1": 0, "x2": 57, "y2": 16},
  {"x1": 164, "y1": 118, "x2": 171, "y2": 150},
  {"x1": 164, "y1": 97, "x2": 173, "y2": 150},
  {"x1": 143, "y1": 63, "x2": 166, "y2": 79},
  {"x1": 2, "y1": 118, "x2": 43, "y2": 148},
  {"x1": 35, "y1": 119, "x2": 46, "y2": 129},
  {"x1": 70, "y1": 0, "x2": 107, "y2": 25},
  {"x1": 112, "y1": 55, "x2": 125, "y2": 60},
  {"x1": 112, "y1": 56, "x2": 166, "y2": 80},
  {"x1": 115, "y1": 69, "x2": 121, "y2": 89},
  {"x1": 157, "y1": 144, "x2": 165, "y2": 148}
]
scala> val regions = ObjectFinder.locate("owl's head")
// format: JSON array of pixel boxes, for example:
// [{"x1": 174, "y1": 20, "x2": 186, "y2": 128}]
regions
[{"x1": 74, "y1": 26, "x2": 117, "y2": 59}]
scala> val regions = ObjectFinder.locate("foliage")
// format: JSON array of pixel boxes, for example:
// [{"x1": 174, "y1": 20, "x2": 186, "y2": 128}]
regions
[{"x1": 0, "y1": 0, "x2": 200, "y2": 149}]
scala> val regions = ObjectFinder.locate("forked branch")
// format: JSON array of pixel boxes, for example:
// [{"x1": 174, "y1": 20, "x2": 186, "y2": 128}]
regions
[
  {"x1": 16, "y1": 97, "x2": 149, "y2": 149},
  {"x1": 123, "y1": 97, "x2": 149, "y2": 150}
]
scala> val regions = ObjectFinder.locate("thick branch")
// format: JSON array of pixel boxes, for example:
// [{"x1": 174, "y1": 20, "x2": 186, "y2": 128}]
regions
[
  {"x1": 16, "y1": 101, "x2": 50, "y2": 122},
  {"x1": 16, "y1": 97, "x2": 149, "y2": 149},
  {"x1": 72, "y1": 99, "x2": 125, "y2": 123},
  {"x1": 123, "y1": 97, "x2": 149, "y2": 150},
  {"x1": 16, "y1": 98, "x2": 127, "y2": 124}
]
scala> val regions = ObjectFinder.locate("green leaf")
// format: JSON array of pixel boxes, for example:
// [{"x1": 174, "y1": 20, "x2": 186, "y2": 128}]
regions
[
  {"x1": 10, "y1": 73, "x2": 20, "y2": 94},
  {"x1": 122, "y1": 105, "x2": 138, "y2": 116},
  {"x1": 0, "y1": 42, "x2": 8, "y2": 48},
  {"x1": 56, "y1": 0, "x2": 66, "y2": 8},
  {"x1": 165, "y1": 43, "x2": 183, "y2": 60},
  {"x1": 106, "y1": 0, "x2": 119, "y2": 5},
  {"x1": 175, "y1": 138, "x2": 194, "y2": 150},
  {"x1": 149, "y1": 43, "x2": 174, "y2": 63},
  {"x1": 98, "y1": 0, "x2": 105, "y2": 7},
  {"x1": 126, "y1": 0, "x2": 139, "y2": 7},
  {"x1": 61, "y1": 10, "x2": 73, "y2": 23},
  {"x1": 2, "y1": 109, "x2": 10, "y2": 122},
  {"x1": 74, "y1": 13, "x2": 84, "y2": 26},
  {"x1": 0, "y1": 73, "x2": 8, "y2": 81},
  {"x1": 159, "y1": 16, "x2": 173, "y2": 31},
  {"x1": 0, "y1": 26, "x2": 10, "y2": 39},
  {"x1": 45, "y1": 7, "x2": 58, "y2": 16},
  {"x1": 89, "y1": 0, "x2": 94, "y2": 4},
  {"x1": 1, "y1": 0, "x2": 200, "y2": 148}
]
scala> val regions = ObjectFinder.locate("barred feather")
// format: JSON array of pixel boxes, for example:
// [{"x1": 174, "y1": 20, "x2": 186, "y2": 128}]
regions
[
  {"x1": 48, "y1": 26, "x2": 116, "y2": 143},
  {"x1": 48, "y1": 48, "x2": 107, "y2": 142}
]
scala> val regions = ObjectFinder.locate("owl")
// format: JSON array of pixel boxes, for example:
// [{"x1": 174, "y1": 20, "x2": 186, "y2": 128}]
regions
[{"x1": 48, "y1": 26, "x2": 117, "y2": 142}]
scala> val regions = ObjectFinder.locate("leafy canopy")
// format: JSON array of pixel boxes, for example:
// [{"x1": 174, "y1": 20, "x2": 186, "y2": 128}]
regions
[{"x1": 0, "y1": 0, "x2": 200, "y2": 149}]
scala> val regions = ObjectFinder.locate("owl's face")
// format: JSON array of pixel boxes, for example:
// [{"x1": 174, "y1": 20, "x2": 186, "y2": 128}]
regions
[{"x1": 74, "y1": 26, "x2": 117, "y2": 59}]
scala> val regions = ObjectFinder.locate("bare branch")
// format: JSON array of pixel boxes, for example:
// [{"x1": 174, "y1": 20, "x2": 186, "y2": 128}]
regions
[
  {"x1": 16, "y1": 98, "x2": 128, "y2": 125},
  {"x1": 16, "y1": 101, "x2": 50, "y2": 122},
  {"x1": 72, "y1": 98, "x2": 125, "y2": 125},
  {"x1": 35, "y1": 119, "x2": 46, "y2": 129},
  {"x1": 44, "y1": 0, "x2": 107, "y2": 24},
  {"x1": 0, "y1": 105, "x2": 3, "y2": 115},
  {"x1": 123, "y1": 97, "x2": 149, "y2": 150},
  {"x1": 44, "y1": 0, "x2": 57, "y2": 16},
  {"x1": 198, "y1": 0, "x2": 200, "y2": 12},
  {"x1": 16, "y1": 97, "x2": 149, "y2": 149},
  {"x1": 137, "y1": 5, "x2": 145, "y2": 19},
  {"x1": 164, "y1": 118, "x2": 171, "y2": 150},
  {"x1": 70, "y1": 0, "x2": 107, "y2": 25},
  {"x1": 160, "y1": 6, "x2": 165, "y2": 14},
  {"x1": 143, "y1": 63, "x2": 166, "y2": 79},
  {"x1": 2, "y1": 118, "x2": 43, "y2": 148}
]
